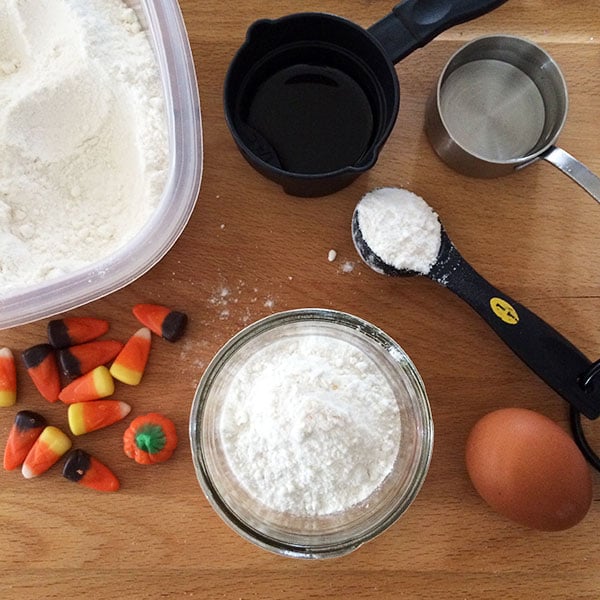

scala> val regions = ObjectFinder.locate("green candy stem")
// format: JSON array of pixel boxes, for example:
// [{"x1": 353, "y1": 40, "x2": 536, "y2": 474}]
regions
[{"x1": 135, "y1": 424, "x2": 167, "y2": 455}]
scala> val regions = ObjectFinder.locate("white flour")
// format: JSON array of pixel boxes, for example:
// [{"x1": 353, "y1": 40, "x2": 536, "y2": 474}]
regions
[
  {"x1": 357, "y1": 187, "x2": 441, "y2": 274},
  {"x1": 219, "y1": 334, "x2": 401, "y2": 516},
  {"x1": 0, "y1": 0, "x2": 168, "y2": 290}
]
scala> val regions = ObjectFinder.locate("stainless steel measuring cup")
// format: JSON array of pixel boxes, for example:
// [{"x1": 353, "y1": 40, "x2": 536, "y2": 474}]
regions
[{"x1": 425, "y1": 35, "x2": 600, "y2": 203}]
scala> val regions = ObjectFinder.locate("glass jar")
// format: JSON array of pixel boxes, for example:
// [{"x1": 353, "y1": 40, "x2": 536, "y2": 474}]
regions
[{"x1": 189, "y1": 308, "x2": 433, "y2": 559}]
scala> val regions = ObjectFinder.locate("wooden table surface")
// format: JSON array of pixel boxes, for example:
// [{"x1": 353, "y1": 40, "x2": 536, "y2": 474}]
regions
[{"x1": 2, "y1": 1, "x2": 600, "y2": 598}]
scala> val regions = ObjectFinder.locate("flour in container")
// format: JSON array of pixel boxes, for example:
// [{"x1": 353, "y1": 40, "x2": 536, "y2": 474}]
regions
[
  {"x1": 219, "y1": 334, "x2": 401, "y2": 517},
  {"x1": 0, "y1": 0, "x2": 168, "y2": 290},
  {"x1": 356, "y1": 187, "x2": 442, "y2": 274}
]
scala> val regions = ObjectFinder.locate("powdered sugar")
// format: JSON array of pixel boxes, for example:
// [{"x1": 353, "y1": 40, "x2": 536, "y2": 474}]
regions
[
  {"x1": 0, "y1": 0, "x2": 168, "y2": 289},
  {"x1": 340, "y1": 260, "x2": 355, "y2": 273},
  {"x1": 356, "y1": 187, "x2": 441, "y2": 274},
  {"x1": 219, "y1": 334, "x2": 401, "y2": 516}
]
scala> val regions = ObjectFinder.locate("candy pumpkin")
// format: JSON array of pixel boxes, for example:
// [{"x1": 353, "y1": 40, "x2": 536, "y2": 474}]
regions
[{"x1": 123, "y1": 413, "x2": 177, "y2": 464}]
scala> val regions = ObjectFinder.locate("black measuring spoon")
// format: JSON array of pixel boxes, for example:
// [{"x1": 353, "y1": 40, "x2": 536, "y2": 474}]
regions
[{"x1": 351, "y1": 203, "x2": 600, "y2": 420}]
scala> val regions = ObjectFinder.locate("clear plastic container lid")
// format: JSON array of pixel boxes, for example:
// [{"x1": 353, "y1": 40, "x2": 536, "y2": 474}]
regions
[{"x1": 0, "y1": 0, "x2": 202, "y2": 330}]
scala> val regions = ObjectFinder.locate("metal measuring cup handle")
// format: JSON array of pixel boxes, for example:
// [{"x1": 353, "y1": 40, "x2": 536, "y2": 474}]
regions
[{"x1": 531, "y1": 147, "x2": 600, "y2": 204}]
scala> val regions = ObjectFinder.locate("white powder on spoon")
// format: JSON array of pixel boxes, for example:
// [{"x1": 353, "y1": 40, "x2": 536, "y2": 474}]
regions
[
  {"x1": 356, "y1": 187, "x2": 441, "y2": 274},
  {"x1": 219, "y1": 334, "x2": 401, "y2": 516},
  {"x1": 0, "y1": 0, "x2": 168, "y2": 290}
]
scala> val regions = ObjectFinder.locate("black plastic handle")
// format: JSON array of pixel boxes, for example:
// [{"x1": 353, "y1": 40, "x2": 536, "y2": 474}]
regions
[
  {"x1": 368, "y1": 0, "x2": 509, "y2": 63},
  {"x1": 429, "y1": 234, "x2": 600, "y2": 420}
]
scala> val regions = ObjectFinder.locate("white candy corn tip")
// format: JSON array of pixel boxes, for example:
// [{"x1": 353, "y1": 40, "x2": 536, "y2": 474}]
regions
[
  {"x1": 21, "y1": 464, "x2": 35, "y2": 479},
  {"x1": 119, "y1": 401, "x2": 132, "y2": 417},
  {"x1": 0, "y1": 347, "x2": 14, "y2": 359},
  {"x1": 135, "y1": 327, "x2": 151, "y2": 340}
]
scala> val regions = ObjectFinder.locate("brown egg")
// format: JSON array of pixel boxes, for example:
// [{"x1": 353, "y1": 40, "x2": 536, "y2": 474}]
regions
[{"x1": 465, "y1": 407, "x2": 593, "y2": 531}]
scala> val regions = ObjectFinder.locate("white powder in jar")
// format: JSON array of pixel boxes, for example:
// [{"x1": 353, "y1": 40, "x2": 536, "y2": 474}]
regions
[
  {"x1": 219, "y1": 334, "x2": 402, "y2": 516},
  {"x1": 0, "y1": 0, "x2": 168, "y2": 290},
  {"x1": 356, "y1": 187, "x2": 441, "y2": 274}
]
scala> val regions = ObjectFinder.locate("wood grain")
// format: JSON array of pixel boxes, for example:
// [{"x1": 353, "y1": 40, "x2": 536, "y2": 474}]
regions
[{"x1": 1, "y1": 1, "x2": 599, "y2": 598}]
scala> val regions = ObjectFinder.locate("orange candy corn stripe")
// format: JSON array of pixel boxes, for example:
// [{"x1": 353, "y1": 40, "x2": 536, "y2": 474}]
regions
[
  {"x1": 58, "y1": 339, "x2": 123, "y2": 379},
  {"x1": 22, "y1": 426, "x2": 72, "y2": 479},
  {"x1": 68, "y1": 400, "x2": 131, "y2": 435},
  {"x1": 48, "y1": 317, "x2": 109, "y2": 349},
  {"x1": 4, "y1": 410, "x2": 47, "y2": 471},
  {"x1": 58, "y1": 366, "x2": 115, "y2": 404},
  {"x1": 0, "y1": 347, "x2": 17, "y2": 407},
  {"x1": 21, "y1": 344, "x2": 61, "y2": 403},
  {"x1": 133, "y1": 304, "x2": 188, "y2": 342},
  {"x1": 109, "y1": 327, "x2": 151, "y2": 386},
  {"x1": 62, "y1": 449, "x2": 119, "y2": 492}
]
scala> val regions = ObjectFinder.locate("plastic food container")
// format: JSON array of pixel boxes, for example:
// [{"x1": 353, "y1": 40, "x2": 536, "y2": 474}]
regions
[
  {"x1": 190, "y1": 309, "x2": 434, "y2": 559},
  {"x1": 0, "y1": 0, "x2": 202, "y2": 330}
]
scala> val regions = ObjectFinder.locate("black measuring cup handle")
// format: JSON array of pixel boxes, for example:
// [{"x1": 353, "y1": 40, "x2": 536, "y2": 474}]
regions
[
  {"x1": 368, "y1": 0, "x2": 509, "y2": 63},
  {"x1": 429, "y1": 238, "x2": 600, "y2": 420}
]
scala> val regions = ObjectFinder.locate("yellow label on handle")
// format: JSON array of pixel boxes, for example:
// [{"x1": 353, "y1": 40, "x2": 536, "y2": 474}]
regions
[{"x1": 490, "y1": 297, "x2": 519, "y2": 325}]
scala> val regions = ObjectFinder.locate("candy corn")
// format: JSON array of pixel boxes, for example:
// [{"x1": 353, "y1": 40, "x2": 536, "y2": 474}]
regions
[
  {"x1": 68, "y1": 400, "x2": 131, "y2": 435},
  {"x1": 133, "y1": 304, "x2": 188, "y2": 342},
  {"x1": 0, "y1": 347, "x2": 17, "y2": 407},
  {"x1": 62, "y1": 449, "x2": 120, "y2": 492},
  {"x1": 58, "y1": 366, "x2": 115, "y2": 404},
  {"x1": 3, "y1": 410, "x2": 47, "y2": 470},
  {"x1": 48, "y1": 317, "x2": 109, "y2": 349},
  {"x1": 21, "y1": 344, "x2": 61, "y2": 402},
  {"x1": 58, "y1": 339, "x2": 124, "y2": 379},
  {"x1": 109, "y1": 327, "x2": 151, "y2": 386},
  {"x1": 22, "y1": 425, "x2": 72, "y2": 479}
]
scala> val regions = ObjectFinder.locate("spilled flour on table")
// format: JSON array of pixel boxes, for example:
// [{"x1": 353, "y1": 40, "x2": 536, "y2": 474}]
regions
[
  {"x1": 340, "y1": 261, "x2": 356, "y2": 273},
  {"x1": 208, "y1": 281, "x2": 279, "y2": 323}
]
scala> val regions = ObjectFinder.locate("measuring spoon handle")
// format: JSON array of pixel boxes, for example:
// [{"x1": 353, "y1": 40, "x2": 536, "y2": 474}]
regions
[
  {"x1": 368, "y1": 0, "x2": 509, "y2": 63},
  {"x1": 430, "y1": 237, "x2": 599, "y2": 419}
]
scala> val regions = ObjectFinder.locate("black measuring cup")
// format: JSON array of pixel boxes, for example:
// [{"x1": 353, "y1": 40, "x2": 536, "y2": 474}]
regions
[{"x1": 224, "y1": 0, "x2": 508, "y2": 197}]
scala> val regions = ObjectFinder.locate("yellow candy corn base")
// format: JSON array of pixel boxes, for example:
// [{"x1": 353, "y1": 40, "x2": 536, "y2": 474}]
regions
[
  {"x1": 0, "y1": 390, "x2": 17, "y2": 407},
  {"x1": 110, "y1": 363, "x2": 142, "y2": 386}
]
